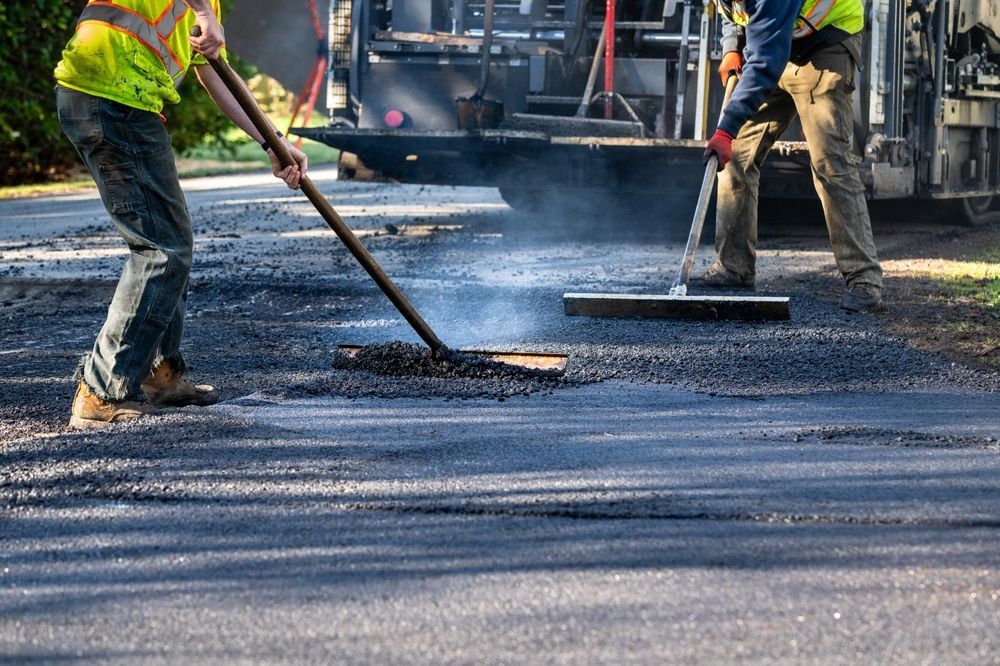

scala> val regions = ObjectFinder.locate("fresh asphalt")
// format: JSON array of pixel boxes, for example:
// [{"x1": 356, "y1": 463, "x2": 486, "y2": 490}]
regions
[{"x1": 1, "y1": 166, "x2": 998, "y2": 663}]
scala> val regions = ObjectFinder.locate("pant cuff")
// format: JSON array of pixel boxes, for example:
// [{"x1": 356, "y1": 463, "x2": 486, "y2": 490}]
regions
[
  {"x1": 74, "y1": 352, "x2": 146, "y2": 402},
  {"x1": 151, "y1": 354, "x2": 189, "y2": 375}
]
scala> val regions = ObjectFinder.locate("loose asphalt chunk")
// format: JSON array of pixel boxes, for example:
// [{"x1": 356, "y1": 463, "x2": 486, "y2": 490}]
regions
[{"x1": 304, "y1": 341, "x2": 572, "y2": 401}]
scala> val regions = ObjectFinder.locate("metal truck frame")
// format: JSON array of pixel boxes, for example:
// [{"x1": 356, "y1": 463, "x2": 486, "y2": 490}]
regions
[{"x1": 296, "y1": 0, "x2": 1000, "y2": 224}]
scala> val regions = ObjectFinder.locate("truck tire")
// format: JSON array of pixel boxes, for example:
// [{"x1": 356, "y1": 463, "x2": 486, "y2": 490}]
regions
[
  {"x1": 337, "y1": 152, "x2": 379, "y2": 182},
  {"x1": 881, "y1": 197, "x2": 1000, "y2": 227},
  {"x1": 960, "y1": 196, "x2": 1000, "y2": 227},
  {"x1": 498, "y1": 186, "x2": 545, "y2": 212}
]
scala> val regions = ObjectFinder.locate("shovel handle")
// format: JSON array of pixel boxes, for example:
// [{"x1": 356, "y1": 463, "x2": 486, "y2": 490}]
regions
[
  {"x1": 670, "y1": 74, "x2": 739, "y2": 294},
  {"x1": 720, "y1": 70, "x2": 739, "y2": 113},
  {"x1": 193, "y1": 31, "x2": 445, "y2": 352}
]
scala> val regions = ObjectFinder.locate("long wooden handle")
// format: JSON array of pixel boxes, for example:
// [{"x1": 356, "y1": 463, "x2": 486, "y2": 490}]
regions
[{"x1": 203, "y1": 52, "x2": 445, "y2": 351}]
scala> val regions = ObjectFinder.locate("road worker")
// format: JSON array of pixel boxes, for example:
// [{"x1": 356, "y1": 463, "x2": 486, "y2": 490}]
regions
[
  {"x1": 702, "y1": 0, "x2": 884, "y2": 313},
  {"x1": 55, "y1": 0, "x2": 309, "y2": 428}
]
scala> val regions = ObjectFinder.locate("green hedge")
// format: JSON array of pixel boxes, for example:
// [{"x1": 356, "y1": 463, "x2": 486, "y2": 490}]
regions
[{"x1": 0, "y1": 0, "x2": 248, "y2": 185}]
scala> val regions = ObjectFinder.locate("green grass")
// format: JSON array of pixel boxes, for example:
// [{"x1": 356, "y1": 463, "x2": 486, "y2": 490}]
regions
[
  {"x1": 177, "y1": 138, "x2": 338, "y2": 177},
  {"x1": 981, "y1": 239, "x2": 1000, "y2": 263},
  {"x1": 1, "y1": 107, "x2": 338, "y2": 199},
  {"x1": 180, "y1": 113, "x2": 340, "y2": 166},
  {"x1": 946, "y1": 276, "x2": 1000, "y2": 315},
  {"x1": 181, "y1": 134, "x2": 341, "y2": 163},
  {"x1": 945, "y1": 319, "x2": 998, "y2": 339},
  {"x1": 943, "y1": 240, "x2": 1000, "y2": 317},
  {"x1": 174, "y1": 129, "x2": 339, "y2": 179},
  {"x1": 0, "y1": 129, "x2": 339, "y2": 199},
  {"x1": 0, "y1": 178, "x2": 96, "y2": 199},
  {"x1": 909, "y1": 240, "x2": 1000, "y2": 367}
]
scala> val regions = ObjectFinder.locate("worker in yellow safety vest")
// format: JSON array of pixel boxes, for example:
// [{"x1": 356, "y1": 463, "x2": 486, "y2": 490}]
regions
[
  {"x1": 55, "y1": 0, "x2": 309, "y2": 428},
  {"x1": 701, "y1": 0, "x2": 884, "y2": 313}
]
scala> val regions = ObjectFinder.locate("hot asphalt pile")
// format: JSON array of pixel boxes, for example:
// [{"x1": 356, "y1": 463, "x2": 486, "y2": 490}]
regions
[
  {"x1": 332, "y1": 341, "x2": 562, "y2": 379},
  {"x1": 279, "y1": 341, "x2": 570, "y2": 401}
]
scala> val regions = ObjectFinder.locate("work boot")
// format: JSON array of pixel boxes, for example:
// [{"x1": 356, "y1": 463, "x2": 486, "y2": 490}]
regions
[
  {"x1": 699, "y1": 262, "x2": 756, "y2": 290},
  {"x1": 840, "y1": 283, "x2": 884, "y2": 313},
  {"x1": 141, "y1": 360, "x2": 220, "y2": 408},
  {"x1": 69, "y1": 382, "x2": 156, "y2": 430}
]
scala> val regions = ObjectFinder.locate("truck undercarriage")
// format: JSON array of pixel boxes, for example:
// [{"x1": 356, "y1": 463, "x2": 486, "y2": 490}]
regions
[{"x1": 297, "y1": 0, "x2": 1000, "y2": 224}]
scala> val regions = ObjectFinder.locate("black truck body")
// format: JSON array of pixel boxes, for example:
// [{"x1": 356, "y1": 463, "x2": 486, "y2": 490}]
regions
[{"x1": 297, "y1": 0, "x2": 1000, "y2": 223}]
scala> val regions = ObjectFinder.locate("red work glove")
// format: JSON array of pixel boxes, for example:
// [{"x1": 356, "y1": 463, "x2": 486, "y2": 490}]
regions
[
  {"x1": 704, "y1": 129, "x2": 734, "y2": 170},
  {"x1": 718, "y1": 50, "x2": 744, "y2": 86}
]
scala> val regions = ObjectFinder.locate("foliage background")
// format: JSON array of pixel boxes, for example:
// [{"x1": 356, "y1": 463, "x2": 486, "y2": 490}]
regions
[{"x1": 0, "y1": 0, "x2": 248, "y2": 185}]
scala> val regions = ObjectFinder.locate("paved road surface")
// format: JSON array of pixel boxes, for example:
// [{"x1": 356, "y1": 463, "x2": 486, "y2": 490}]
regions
[{"x1": 1, "y1": 169, "x2": 997, "y2": 663}]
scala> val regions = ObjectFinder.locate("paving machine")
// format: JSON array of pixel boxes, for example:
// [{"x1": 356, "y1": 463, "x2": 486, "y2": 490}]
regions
[{"x1": 294, "y1": 0, "x2": 1000, "y2": 224}]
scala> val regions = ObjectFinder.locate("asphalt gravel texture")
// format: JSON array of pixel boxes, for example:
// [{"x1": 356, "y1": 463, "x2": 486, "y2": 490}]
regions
[
  {"x1": 331, "y1": 342, "x2": 507, "y2": 379},
  {"x1": 1, "y1": 168, "x2": 998, "y2": 663},
  {"x1": 323, "y1": 341, "x2": 567, "y2": 400}
]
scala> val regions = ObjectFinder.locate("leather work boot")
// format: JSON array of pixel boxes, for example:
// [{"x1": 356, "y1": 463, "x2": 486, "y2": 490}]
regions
[
  {"x1": 141, "y1": 361, "x2": 220, "y2": 408},
  {"x1": 69, "y1": 382, "x2": 156, "y2": 430},
  {"x1": 840, "y1": 283, "x2": 884, "y2": 313},
  {"x1": 699, "y1": 262, "x2": 756, "y2": 290}
]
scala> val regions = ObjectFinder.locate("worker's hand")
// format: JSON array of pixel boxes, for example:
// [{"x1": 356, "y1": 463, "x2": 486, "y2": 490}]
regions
[
  {"x1": 187, "y1": 8, "x2": 224, "y2": 59},
  {"x1": 718, "y1": 50, "x2": 744, "y2": 86},
  {"x1": 267, "y1": 136, "x2": 309, "y2": 190},
  {"x1": 704, "y1": 129, "x2": 734, "y2": 171}
]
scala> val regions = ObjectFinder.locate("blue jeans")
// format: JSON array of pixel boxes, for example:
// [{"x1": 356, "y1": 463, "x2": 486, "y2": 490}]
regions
[{"x1": 57, "y1": 86, "x2": 192, "y2": 401}]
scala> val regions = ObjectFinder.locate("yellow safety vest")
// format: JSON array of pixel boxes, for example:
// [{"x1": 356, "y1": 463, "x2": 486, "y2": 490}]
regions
[
  {"x1": 717, "y1": 0, "x2": 864, "y2": 39},
  {"x1": 54, "y1": 0, "x2": 226, "y2": 114}
]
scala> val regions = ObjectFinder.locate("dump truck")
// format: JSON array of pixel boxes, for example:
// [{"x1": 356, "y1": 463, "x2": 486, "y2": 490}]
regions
[{"x1": 295, "y1": 0, "x2": 1000, "y2": 225}]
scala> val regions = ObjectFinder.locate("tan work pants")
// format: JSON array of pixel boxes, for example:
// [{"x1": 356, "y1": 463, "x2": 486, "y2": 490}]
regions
[{"x1": 715, "y1": 36, "x2": 883, "y2": 289}]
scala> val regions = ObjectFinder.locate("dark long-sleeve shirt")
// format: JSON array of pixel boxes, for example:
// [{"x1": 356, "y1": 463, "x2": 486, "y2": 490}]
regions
[{"x1": 717, "y1": 0, "x2": 802, "y2": 137}]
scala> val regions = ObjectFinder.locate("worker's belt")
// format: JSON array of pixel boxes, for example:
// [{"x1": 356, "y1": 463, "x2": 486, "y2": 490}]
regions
[
  {"x1": 789, "y1": 25, "x2": 858, "y2": 68},
  {"x1": 77, "y1": 1, "x2": 189, "y2": 80}
]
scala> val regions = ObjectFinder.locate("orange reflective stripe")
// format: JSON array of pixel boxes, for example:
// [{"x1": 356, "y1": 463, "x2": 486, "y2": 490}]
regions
[
  {"x1": 153, "y1": 1, "x2": 175, "y2": 24},
  {"x1": 76, "y1": 1, "x2": 188, "y2": 79},
  {"x1": 156, "y1": 0, "x2": 190, "y2": 36},
  {"x1": 803, "y1": 0, "x2": 836, "y2": 21},
  {"x1": 720, "y1": 0, "x2": 846, "y2": 38},
  {"x1": 793, "y1": 0, "x2": 836, "y2": 37},
  {"x1": 719, "y1": 0, "x2": 862, "y2": 40}
]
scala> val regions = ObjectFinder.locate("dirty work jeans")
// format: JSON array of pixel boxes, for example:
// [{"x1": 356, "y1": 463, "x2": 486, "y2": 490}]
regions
[
  {"x1": 715, "y1": 35, "x2": 883, "y2": 289},
  {"x1": 56, "y1": 86, "x2": 192, "y2": 401}
]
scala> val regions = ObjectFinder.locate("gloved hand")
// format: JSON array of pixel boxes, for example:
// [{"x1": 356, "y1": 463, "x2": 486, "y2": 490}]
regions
[
  {"x1": 704, "y1": 129, "x2": 734, "y2": 170},
  {"x1": 718, "y1": 50, "x2": 744, "y2": 86}
]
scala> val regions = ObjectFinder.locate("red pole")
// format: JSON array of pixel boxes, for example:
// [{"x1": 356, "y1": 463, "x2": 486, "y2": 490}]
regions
[
  {"x1": 297, "y1": 56, "x2": 327, "y2": 148},
  {"x1": 604, "y1": 0, "x2": 615, "y2": 119},
  {"x1": 287, "y1": 0, "x2": 328, "y2": 147}
]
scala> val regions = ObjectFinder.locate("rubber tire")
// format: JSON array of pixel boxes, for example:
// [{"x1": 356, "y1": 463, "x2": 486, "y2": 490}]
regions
[
  {"x1": 498, "y1": 186, "x2": 546, "y2": 212},
  {"x1": 960, "y1": 196, "x2": 1000, "y2": 227},
  {"x1": 872, "y1": 197, "x2": 1000, "y2": 227}
]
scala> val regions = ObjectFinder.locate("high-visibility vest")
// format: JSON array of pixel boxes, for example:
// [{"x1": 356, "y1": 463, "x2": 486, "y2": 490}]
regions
[
  {"x1": 717, "y1": 0, "x2": 864, "y2": 40},
  {"x1": 54, "y1": 0, "x2": 226, "y2": 114}
]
